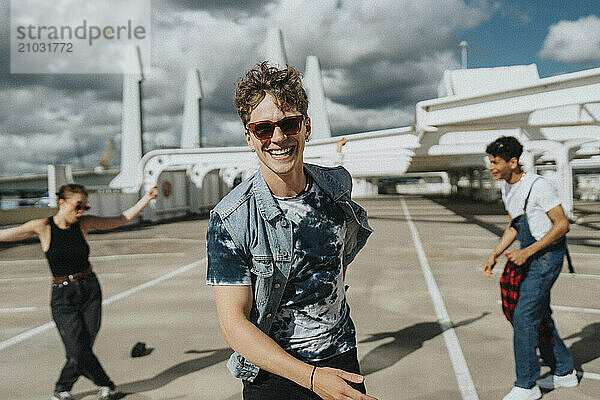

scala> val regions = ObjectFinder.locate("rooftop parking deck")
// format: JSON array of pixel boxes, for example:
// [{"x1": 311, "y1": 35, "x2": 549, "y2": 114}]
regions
[{"x1": 1, "y1": 196, "x2": 599, "y2": 400}]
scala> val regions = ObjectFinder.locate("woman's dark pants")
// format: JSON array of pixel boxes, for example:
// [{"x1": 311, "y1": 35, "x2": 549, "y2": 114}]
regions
[{"x1": 51, "y1": 273, "x2": 114, "y2": 392}]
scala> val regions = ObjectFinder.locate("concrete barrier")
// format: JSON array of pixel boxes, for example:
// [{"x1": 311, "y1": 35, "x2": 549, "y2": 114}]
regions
[{"x1": 0, "y1": 207, "x2": 58, "y2": 226}]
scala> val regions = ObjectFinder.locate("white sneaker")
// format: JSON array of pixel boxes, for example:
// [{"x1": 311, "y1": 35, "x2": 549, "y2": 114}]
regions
[
  {"x1": 502, "y1": 385, "x2": 542, "y2": 400},
  {"x1": 536, "y1": 370, "x2": 579, "y2": 389},
  {"x1": 51, "y1": 392, "x2": 73, "y2": 400},
  {"x1": 98, "y1": 386, "x2": 117, "y2": 400}
]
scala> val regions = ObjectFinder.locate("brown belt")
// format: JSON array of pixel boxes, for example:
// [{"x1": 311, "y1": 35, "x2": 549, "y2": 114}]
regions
[{"x1": 52, "y1": 267, "x2": 93, "y2": 283}]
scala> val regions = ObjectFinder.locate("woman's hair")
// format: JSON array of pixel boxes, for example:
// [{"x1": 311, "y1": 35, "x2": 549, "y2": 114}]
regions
[
  {"x1": 57, "y1": 184, "x2": 88, "y2": 200},
  {"x1": 485, "y1": 136, "x2": 523, "y2": 162},
  {"x1": 234, "y1": 61, "x2": 308, "y2": 127}
]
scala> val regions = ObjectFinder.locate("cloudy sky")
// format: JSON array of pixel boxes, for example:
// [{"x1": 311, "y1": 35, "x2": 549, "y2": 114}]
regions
[{"x1": 1, "y1": 0, "x2": 599, "y2": 176}]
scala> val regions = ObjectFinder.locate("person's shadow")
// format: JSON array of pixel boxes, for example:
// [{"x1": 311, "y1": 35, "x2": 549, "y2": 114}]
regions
[
  {"x1": 73, "y1": 348, "x2": 231, "y2": 399},
  {"x1": 359, "y1": 312, "x2": 489, "y2": 376},
  {"x1": 537, "y1": 321, "x2": 600, "y2": 393},
  {"x1": 564, "y1": 322, "x2": 600, "y2": 375}
]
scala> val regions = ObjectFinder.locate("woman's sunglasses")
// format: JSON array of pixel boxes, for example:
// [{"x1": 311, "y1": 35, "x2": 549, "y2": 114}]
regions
[
  {"x1": 246, "y1": 115, "x2": 305, "y2": 141},
  {"x1": 63, "y1": 199, "x2": 91, "y2": 211}
]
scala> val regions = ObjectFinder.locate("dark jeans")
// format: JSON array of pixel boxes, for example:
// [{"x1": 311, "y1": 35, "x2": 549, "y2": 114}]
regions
[
  {"x1": 51, "y1": 273, "x2": 114, "y2": 392},
  {"x1": 513, "y1": 248, "x2": 573, "y2": 388},
  {"x1": 243, "y1": 347, "x2": 366, "y2": 400}
]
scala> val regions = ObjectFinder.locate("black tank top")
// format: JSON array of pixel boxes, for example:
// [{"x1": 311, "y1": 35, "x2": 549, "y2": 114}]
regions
[{"x1": 45, "y1": 217, "x2": 90, "y2": 277}]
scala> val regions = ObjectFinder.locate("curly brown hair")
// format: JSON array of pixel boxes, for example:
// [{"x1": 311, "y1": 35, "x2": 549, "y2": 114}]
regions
[{"x1": 234, "y1": 61, "x2": 308, "y2": 127}]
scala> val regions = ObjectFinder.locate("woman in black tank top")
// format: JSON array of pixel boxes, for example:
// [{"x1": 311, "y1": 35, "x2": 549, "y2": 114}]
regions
[
  {"x1": 46, "y1": 216, "x2": 91, "y2": 277},
  {"x1": 0, "y1": 183, "x2": 157, "y2": 400}
]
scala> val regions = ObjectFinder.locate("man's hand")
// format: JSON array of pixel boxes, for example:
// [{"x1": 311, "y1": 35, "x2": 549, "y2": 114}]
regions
[
  {"x1": 482, "y1": 254, "x2": 497, "y2": 277},
  {"x1": 505, "y1": 249, "x2": 531, "y2": 266},
  {"x1": 312, "y1": 367, "x2": 378, "y2": 400},
  {"x1": 483, "y1": 221, "x2": 517, "y2": 277}
]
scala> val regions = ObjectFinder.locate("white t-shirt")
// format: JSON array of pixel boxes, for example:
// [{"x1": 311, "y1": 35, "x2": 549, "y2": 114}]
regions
[{"x1": 501, "y1": 173, "x2": 561, "y2": 241}]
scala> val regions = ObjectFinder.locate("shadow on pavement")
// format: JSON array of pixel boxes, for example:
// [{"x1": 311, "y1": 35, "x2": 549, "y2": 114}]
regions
[
  {"x1": 368, "y1": 215, "x2": 484, "y2": 226},
  {"x1": 359, "y1": 312, "x2": 489, "y2": 376},
  {"x1": 538, "y1": 322, "x2": 600, "y2": 394},
  {"x1": 429, "y1": 197, "x2": 600, "y2": 250},
  {"x1": 73, "y1": 348, "x2": 231, "y2": 399},
  {"x1": 427, "y1": 197, "x2": 507, "y2": 237},
  {"x1": 564, "y1": 322, "x2": 600, "y2": 372}
]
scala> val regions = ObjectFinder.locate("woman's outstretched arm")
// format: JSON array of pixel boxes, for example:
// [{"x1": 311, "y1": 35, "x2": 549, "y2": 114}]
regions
[
  {"x1": 0, "y1": 219, "x2": 45, "y2": 242},
  {"x1": 81, "y1": 185, "x2": 158, "y2": 232}
]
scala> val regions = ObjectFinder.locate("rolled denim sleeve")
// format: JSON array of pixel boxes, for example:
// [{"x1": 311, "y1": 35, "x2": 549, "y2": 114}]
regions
[{"x1": 206, "y1": 212, "x2": 252, "y2": 286}]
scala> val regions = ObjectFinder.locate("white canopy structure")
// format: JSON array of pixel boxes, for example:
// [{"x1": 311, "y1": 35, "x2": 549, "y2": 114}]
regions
[
  {"x1": 97, "y1": 30, "x2": 600, "y2": 221},
  {"x1": 180, "y1": 69, "x2": 203, "y2": 149},
  {"x1": 304, "y1": 55, "x2": 332, "y2": 139},
  {"x1": 413, "y1": 64, "x2": 600, "y2": 217},
  {"x1": 109, "y1": 46, "x2": 144, "y2": 191},
  {"x1": 262, "y1": 28, "x2": 288, "y2": 67}
]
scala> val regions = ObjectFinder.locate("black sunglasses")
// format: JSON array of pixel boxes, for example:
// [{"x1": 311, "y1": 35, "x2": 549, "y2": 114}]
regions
[
  {"x1": 247, "y1": 115, "x2": 304, "y2": 141},
  {"x1": 75, "y1": 204, "x2": 91, "y2": 211},
  {"x1": 62, "y1": 199, "x2": 91, "y2": 211}
]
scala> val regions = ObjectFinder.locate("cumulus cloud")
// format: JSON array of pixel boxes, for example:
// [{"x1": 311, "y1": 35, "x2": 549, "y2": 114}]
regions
[
  {"x1": 0, "y1": 84, "x2": 123, "y2": 173},
  {"x1": 539, "y1": 15, "x2": 600, "y2": 63},
  {"x1": 2, "y1": 0, "x2": 497, "y2": 175},
  {"x1": 328, "y1": 100, "x2": 414, "y2": 135}
]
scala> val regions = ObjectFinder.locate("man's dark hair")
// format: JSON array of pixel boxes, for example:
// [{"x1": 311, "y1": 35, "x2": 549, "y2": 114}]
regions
[
  {"x1": 486, "y1": 136, "x2": 523, "y2": 162},
  {"x1": 234, "y1": 61, "x2": 308, "y2": 127}
]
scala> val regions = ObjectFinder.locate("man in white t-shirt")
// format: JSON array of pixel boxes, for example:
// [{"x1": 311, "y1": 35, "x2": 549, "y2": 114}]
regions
[{"x1": 482, "y1": 136, "x2": 577, "y2": 400}]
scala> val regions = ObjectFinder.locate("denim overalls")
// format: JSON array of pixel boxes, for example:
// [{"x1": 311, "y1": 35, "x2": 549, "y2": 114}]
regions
[{"x1": 510, "y1": 178, "x2": 573, "y2": 388}]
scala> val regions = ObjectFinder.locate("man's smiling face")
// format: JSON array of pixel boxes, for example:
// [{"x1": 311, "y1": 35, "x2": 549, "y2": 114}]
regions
[
  {"x1": 245, "y1": 92, "x2": 310, "y2": 182},
  {"x1": 487, "y1": 154, "x2": 515, "y2": 181}
]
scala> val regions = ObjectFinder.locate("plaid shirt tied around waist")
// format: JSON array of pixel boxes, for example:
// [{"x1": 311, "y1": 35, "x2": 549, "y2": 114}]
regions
[{"x1": 499, "y1": 259, "x2": 553, "y2": 345}]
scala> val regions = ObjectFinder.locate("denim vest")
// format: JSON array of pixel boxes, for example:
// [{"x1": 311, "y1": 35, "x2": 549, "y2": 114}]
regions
[{"x1": 210, "y1": 163, "x2": 373, "y2": 382}]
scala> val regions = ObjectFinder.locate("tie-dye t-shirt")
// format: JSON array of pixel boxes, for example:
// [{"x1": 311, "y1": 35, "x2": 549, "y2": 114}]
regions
[
  {"x1": 206, "y1": 178, "x2": 356, "y2": 362},
  {"x1": 271, "y1": 179, "x2": 355, "y2": 361}
]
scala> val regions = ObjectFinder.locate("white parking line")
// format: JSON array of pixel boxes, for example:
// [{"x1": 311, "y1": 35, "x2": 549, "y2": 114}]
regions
[
  {"x1": 401, "y1": 198, "x2": 479, "y2": 400},
  {"x1": 556, "y1": 272, "x2": 600, "y2": 280},
  {"x1": 0, "y1": 258, "x2": 205, "y2": 351},
  {"x1": 0, "y1": 252, "x2": 187, "y2": 266},
  {"x1": 102, "y1": 258, "x2": 203, "y2": 306},
  {"x1": 551, "y1": 305, "x2": 600, "y2": 314},
  {"x1": 494, "y1": 300, "x2": 600, "y2": 315},
  {"x1": 570, "y1": 252, "x2": 600, "y2": 258},
  {"x1": 0, "y1": 307, "x2": 38, "y2": 313},
  {"x1": 0, "y1": 273, "x2": 124, "y2": 283},
  {"x1": 582, "y1": 371, "x2": 600, "y2": 381}
]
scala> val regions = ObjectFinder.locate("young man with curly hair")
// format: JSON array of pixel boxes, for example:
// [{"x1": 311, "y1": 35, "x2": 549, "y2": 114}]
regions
[
  {"x1": 483, "y1": 136, "x2": 577, "y2": 400},
  {"x1": 206, "y1": 62, "x2": 376, "y2": 400}
]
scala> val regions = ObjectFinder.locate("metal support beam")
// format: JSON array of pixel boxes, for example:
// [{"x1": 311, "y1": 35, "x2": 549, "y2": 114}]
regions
[{"x1": 136, "y1": 128, "x2": 419, "y2": 195}]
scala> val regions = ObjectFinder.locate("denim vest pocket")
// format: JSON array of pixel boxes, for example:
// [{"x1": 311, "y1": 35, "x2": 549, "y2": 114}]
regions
[
  {"x1": 250, "y1": 256, "x2": 274, "y2": 277},
  {"x1": 250, "y1": 256, "x2": 274, "y2": 307}
]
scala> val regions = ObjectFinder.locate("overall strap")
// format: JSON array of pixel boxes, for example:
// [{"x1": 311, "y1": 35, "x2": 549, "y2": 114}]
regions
[
  {"x1": 522, "y1": 177, "x2": 540, "y2": 213},
  {"x1": 524, "y1": 177, "x2": 575, "y2": 273}
]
